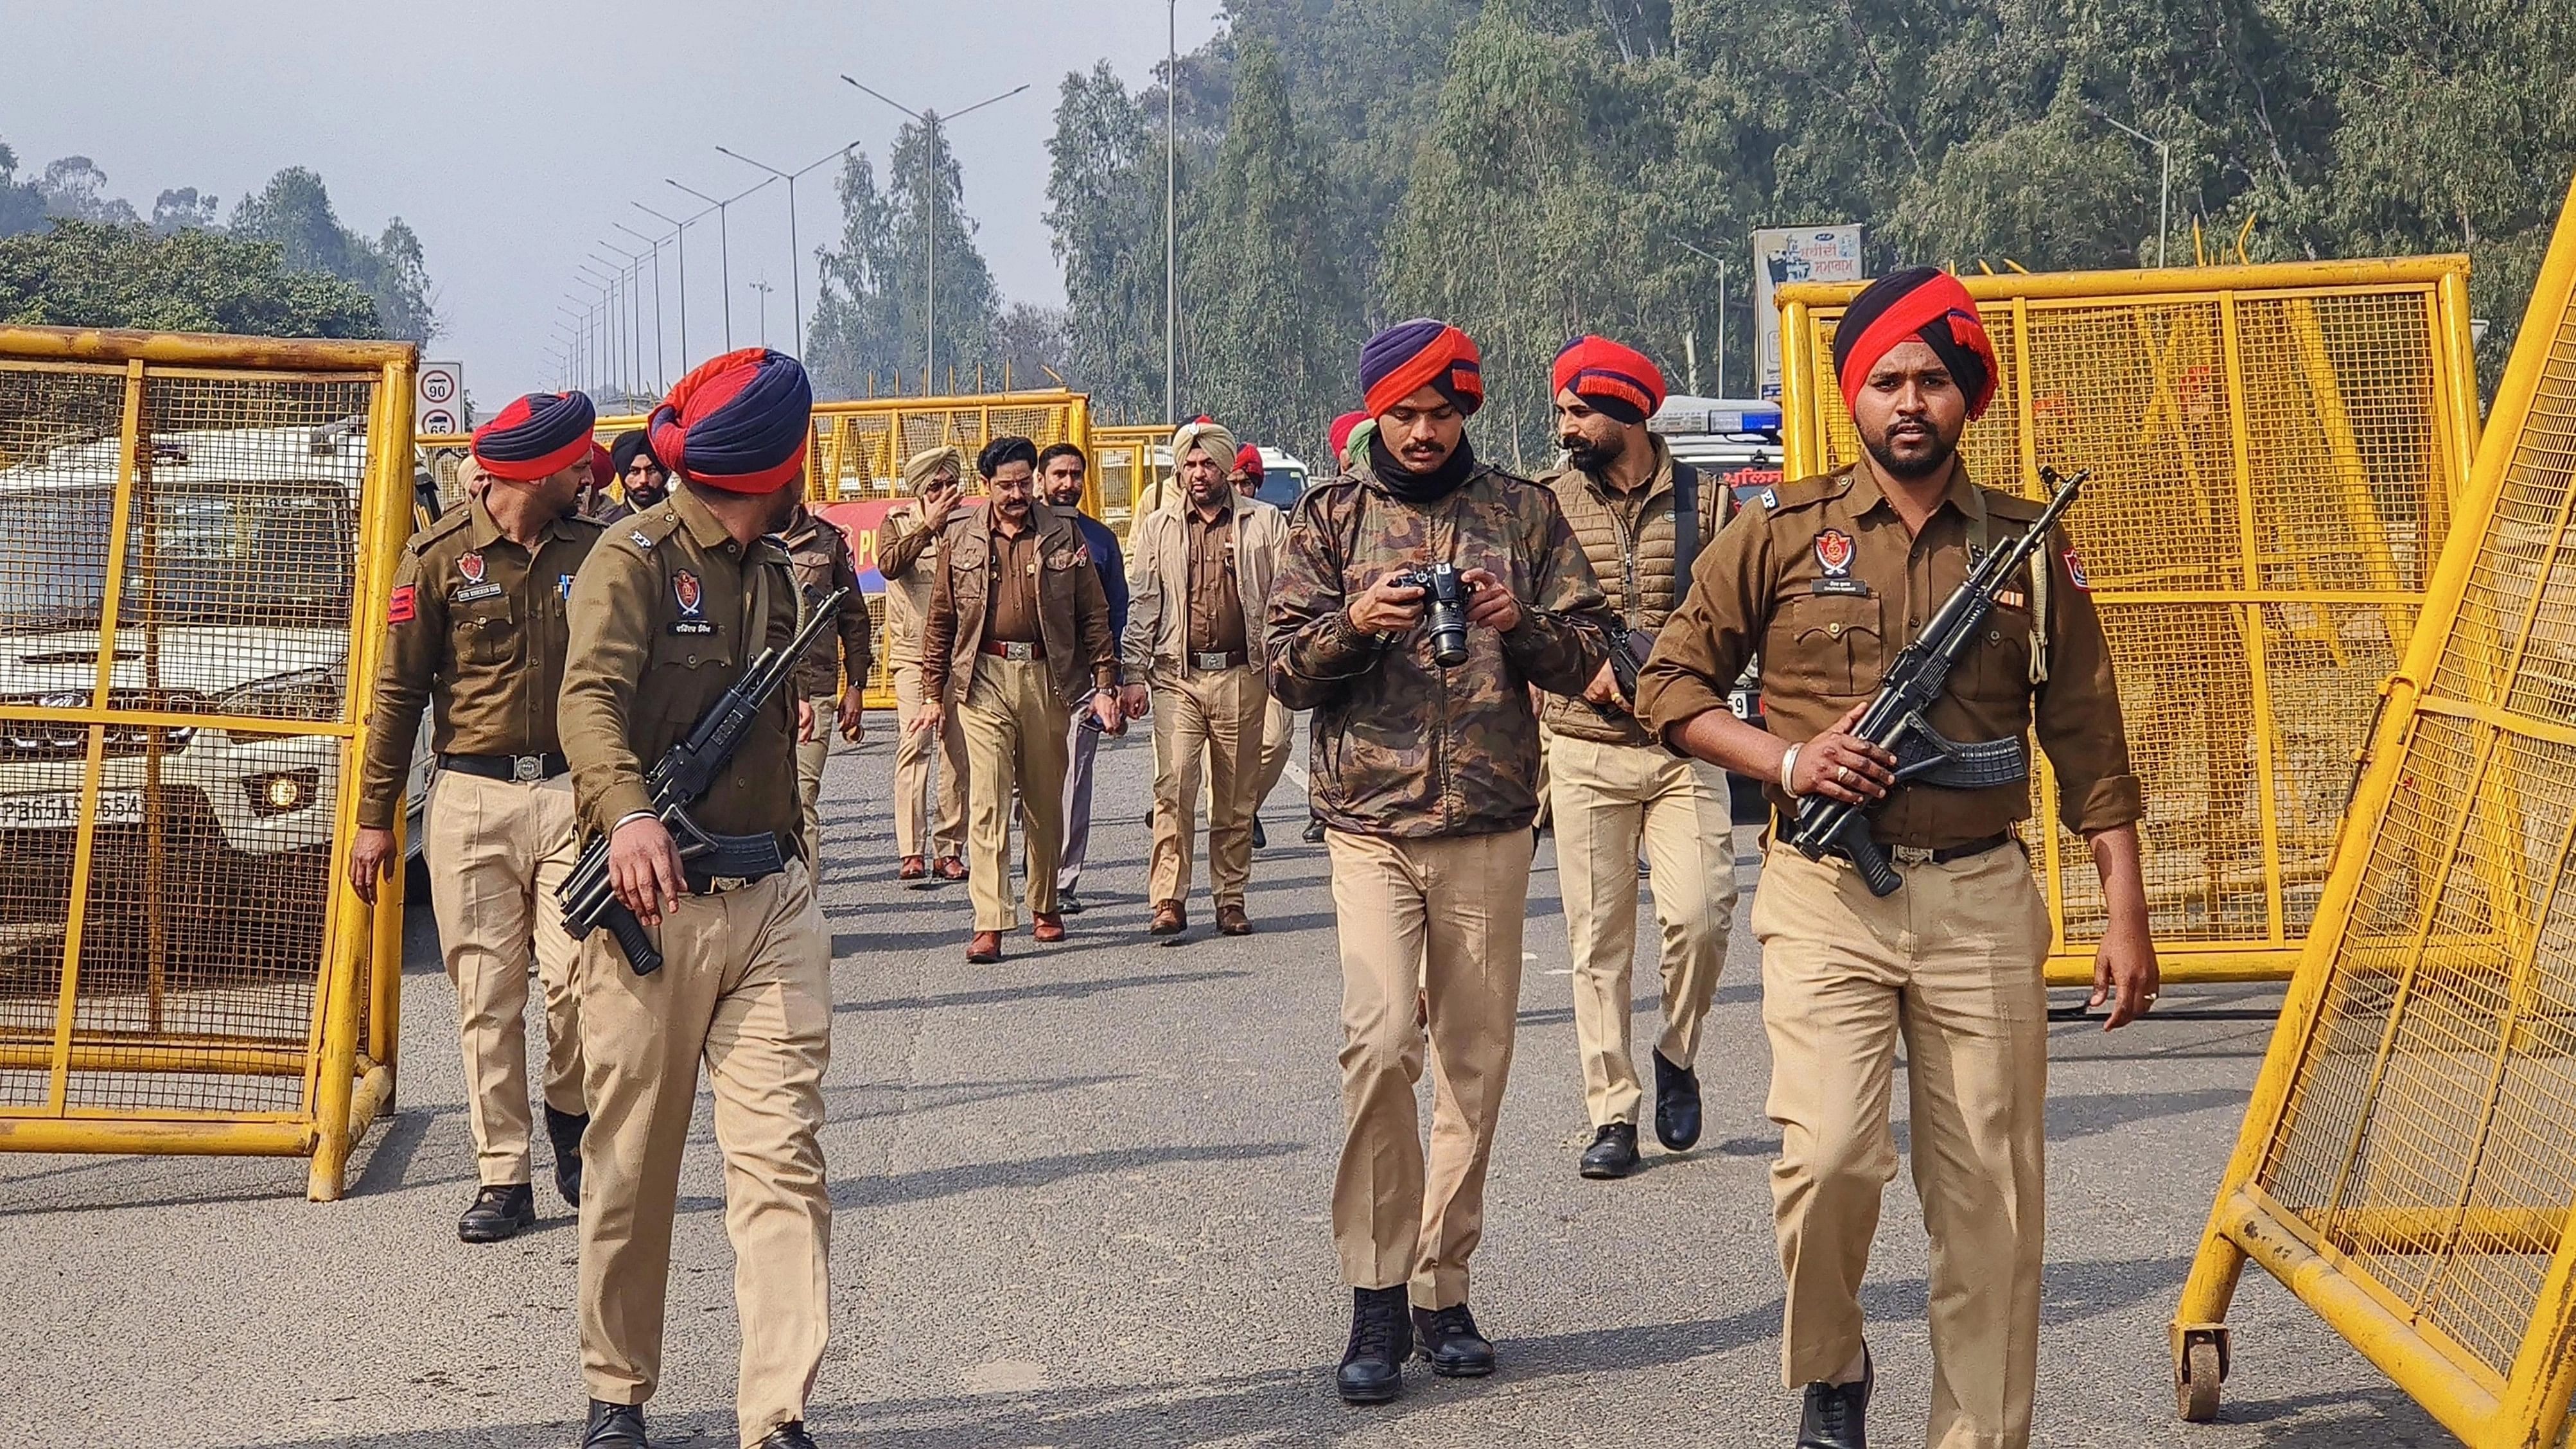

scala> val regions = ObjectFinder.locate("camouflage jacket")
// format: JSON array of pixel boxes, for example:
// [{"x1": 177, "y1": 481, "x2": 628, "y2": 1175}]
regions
[{"x1": 1266, "y1": 452, "x2": 1615, "y2": 839}]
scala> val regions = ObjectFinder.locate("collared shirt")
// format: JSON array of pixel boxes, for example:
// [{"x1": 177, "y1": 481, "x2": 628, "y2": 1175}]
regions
[
  {"x1": 358, "y1": 495, "x2": 600, "y2": 829},
  {"x1": 985, "y1": 517, "x2": 1044, "y2": 644},
  {"x1": 558, "y1": 484, "x2": 802, "y2": 847},
  {"x1": 1636, "y1": 458, "x2": 2140, "y2": 850},
  {"x1": 1185, "y1": 499, "x2": 1247, "y2": 656}
]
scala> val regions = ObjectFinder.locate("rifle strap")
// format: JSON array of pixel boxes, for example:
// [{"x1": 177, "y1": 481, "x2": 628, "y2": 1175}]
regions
[{"x1": 1969, "y1": 493, "x2": 2051, "y2": 687}]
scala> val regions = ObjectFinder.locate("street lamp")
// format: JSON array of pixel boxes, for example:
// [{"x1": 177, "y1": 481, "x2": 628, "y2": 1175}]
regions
[
  {"x1": 558, "y1": 302, "x2": 589, "y2": 394},
  {"x1": 715, "y1": 140, "x2": 860, "y2": 360},
  {"x1": 602, "y1": 242, "x2": 650, "y2": 399},
  {"x1": 1166, "y1": 0, "x2": 1177, "y2": 422},
  {"x1": 667, "y1": 175, "x2": 775, "y2": 353},
  {"x1": 613, "y1": 222, "x2": 669, "y2": 392},
  {"x1": 635, "y1": 201, "x2": 699, "y2": 369},
  {"x1": 578, "y1": 261, "x2": 623, "y2": 403},
  {"x1": 749, "y1": 279, "x2": 775, "y2": 348},
  {"x1": 842, "y1": 75, "x2": 1030, "y2": 389},
  {"x1": 2083, "y1": 102, "x2": 2172, "y2": 268}
]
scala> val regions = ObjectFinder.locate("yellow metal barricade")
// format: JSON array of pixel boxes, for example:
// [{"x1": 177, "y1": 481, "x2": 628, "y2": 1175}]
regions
[
  {"x1": 1092, "y1": 423, "x2": 1177, "y2": 538},
  {"x1": 2170, "y1": 179, "x2": 2576, "y2": 1444},
  {"x1": 421, "y1": 390, "x2": 1100, "y2": 713},
  {"x1": 0, "y1": 325, "x2": 416, "y2": 1200},
  {"x1": 1779, "y1": 259, "x2": 2479, "y2": 987}
]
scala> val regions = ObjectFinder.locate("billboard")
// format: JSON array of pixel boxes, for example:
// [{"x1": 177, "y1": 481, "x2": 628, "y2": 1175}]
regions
[{"x1": 1753, "y1": 226, "x2": 1864, "y2": 400}]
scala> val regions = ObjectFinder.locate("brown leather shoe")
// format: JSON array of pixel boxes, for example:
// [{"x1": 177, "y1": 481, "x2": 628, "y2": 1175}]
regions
[
  {"x1": 1032, "y1": 913, "x2": 1066, "y2": 943},
  {"x1": 1148, "y1": 900, "x2": 1187, "y2": 936},
  {"x1": 1216, "y1": 904, "x2": 1252, "y2": 936},
  {"x1": 934, "y1": 856, "x2": 968, "y2": 883},
  {"x1": 966, "y1": 931, "x2": 1002, "y2": 963},
  {"x1": 898, "y1": 856, "x2": 927, "y2": 883}
]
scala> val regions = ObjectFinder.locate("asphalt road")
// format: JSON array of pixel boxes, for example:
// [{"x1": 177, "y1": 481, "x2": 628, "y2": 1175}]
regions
[{"x1": 0, "y1": 716, "x2": 2461, "y2": 1447}]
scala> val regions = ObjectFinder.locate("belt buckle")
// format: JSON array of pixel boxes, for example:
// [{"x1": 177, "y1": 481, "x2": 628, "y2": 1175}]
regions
[
  {"x1": 1192, "y1": 651, "x2": 1230, "y2": 671},
  {"x1": 708, "y1": 875, "x2": 749, "y2": 893},
  {"x1": 1891, "y1": 844, "x2": 1935, "y2": 866},
  {"x1": 1001, "y1": 641, "x2": 1035, "y2": 662},
  {"x1": 510, "y1": 755, "x2": 543, "y2": 783}
]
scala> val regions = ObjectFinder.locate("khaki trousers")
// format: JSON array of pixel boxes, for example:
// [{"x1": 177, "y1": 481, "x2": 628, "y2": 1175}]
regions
[
  {"x1": 1204, "y1": 694, "x2": 1294, "y2": 818},
  {"x1": 794, "y1": 696, "x2": 837, "y2": 865},
  {"x1": 576, "y1": 862, "x2": 833, "y2": 1448},
  {"x1": 1327, "y1": 828, "x2": 1529, "y2": 1309},
  {"x1": 1548, "y1": 732, "x2": 1737, "y2": 1127},
  {"x1": 1150, "y1": 663, "x2": 1266, "y2": 908},
  {"x1": 959, "y1": 656, "x2": 1069, "y2": 931},
  {"x1": 890, "y1": 661, "x2": 965, "y2": 861},
  {"x1": 1752, "y1": 841, "x2": 2051, "y2": 1449},
  {"x1": 425, "y1": 769, "x2": 585, "y2": 1187}
]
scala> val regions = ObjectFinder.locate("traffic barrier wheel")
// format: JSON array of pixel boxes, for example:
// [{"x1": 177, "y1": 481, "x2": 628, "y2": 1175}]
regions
[{"x1": 2177, "y1": 1339, "x2": 2222, "y2": 1422}]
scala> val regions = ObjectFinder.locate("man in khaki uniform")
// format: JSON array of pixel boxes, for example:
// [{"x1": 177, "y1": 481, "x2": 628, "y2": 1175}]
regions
[
  {"x1": 1037, "y1": 443, "x2": 1128, "y2": 914},
  {"x1": 1636, "y1": 268, "x2": 2159, "y2": 1449},
  {"x1": 1121, "y1": 419, "x2": 1288, "y2": 937},
  {"x1": 1536, "y1": 337, "x2": 1737, "y2": 1181},
  {"x1": 1229, "y1": 442, "x2": 1297, "y2": 849},
  {"x1": 558, "y1": 348, "x2": 834, "y2": 1449},
  {"x1": 778, "y1": 500, "x2": 872, "y2": 859},
  {"x1": 1270, "y1": 319, "x2": 1617, "y2": 1404},
  {"x1": 877, "y1": 445, "x2": 970, "y2": 884},
  {"x1": 350, "y1": 391, "x2": 602, "y2": 1244},
  {"x1": 914, "y1": 435, "x2": 1123, "y2": 963}
]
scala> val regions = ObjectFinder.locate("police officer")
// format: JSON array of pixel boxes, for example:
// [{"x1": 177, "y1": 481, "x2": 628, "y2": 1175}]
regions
[
  {"x1": 351, "y1": 392, "x2": 602, "y2": 1243},
  {"x1": 877, "y1": 445, "x2": 970, "y2": 885},
  {"x1": 1037, "y1": 441, "x2": 1127, "y2": 914},
  {"x1": 914, "y1": 435, "x2": 1123, "y2": 965},
  {"x1": 778, "y1": 498, "x2": 873, "y2": 859},
  {"x1": 1637, "y1": 268, "x2": 2159, "y2": 1449},
  {"x1": 558, "y1": 349, "x2": 835, "y2": 1449},
  {"x1": 1270, "y1": 319, "x2": 1615, "y2": 1404},
  {"x1": 594, "y1": 430, "x2": 669, "y2": 523}
]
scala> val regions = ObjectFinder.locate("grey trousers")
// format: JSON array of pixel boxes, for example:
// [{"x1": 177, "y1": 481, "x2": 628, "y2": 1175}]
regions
[{"x1": 1057, "y1": 710, "x2": 1103, "y2": 893}]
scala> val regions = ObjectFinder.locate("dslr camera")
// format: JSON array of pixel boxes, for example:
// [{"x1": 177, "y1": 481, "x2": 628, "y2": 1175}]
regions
[{"x1": 1385, "y1": 561, "x2": 1476, "y2": 667}]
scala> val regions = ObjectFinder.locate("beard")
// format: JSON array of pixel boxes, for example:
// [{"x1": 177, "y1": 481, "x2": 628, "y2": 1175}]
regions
[
  {"x1": 1564, "y1": 432, "x2": 1625, "y2": 475},
  {"x1": 1863, "y1": 426, "x2": 1958, "y2": 482}
]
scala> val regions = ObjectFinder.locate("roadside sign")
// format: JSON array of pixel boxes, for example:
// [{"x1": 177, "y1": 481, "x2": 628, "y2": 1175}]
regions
[
  {"x1": 1753, "y1": 227, "x2": 1863, "y2": 401},
  {"x1": 416, "y1": 360, "x2": 466, "y2": 435}
]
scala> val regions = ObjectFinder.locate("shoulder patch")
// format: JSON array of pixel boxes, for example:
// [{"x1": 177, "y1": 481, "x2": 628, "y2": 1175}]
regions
[{"x1": 1762, "y1": 473, "x2": 1848, "y2": 515}]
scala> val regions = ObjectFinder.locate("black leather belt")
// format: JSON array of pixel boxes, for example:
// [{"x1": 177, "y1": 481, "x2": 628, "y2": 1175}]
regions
[
  {"x1": 441, "y1": 751, "x2": 568, "y2": 782},
  {"x1": 685, "y1": 838, "x2": 794, "y2": 895},
  {"x1": 1774, "y1": 819, "x2": 2014, "y2": 866},
  {"x1": 1188, "y1": 648, "x2": 1250, "y2": 670}
]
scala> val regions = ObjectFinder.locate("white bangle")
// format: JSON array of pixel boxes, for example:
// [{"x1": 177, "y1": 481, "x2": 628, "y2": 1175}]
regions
[{"x1": 1779, "y1": 742, "x2": 1803, "y2": 796}]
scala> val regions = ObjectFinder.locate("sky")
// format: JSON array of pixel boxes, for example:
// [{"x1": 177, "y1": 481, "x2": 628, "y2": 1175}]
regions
[{"x1": 3, "y1": 1, "x2": 1225, "y2": 403}]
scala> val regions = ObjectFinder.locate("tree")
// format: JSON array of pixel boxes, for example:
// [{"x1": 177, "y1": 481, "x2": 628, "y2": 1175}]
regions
[
  {"x1": 807, "y1": 148, "x2": 909, "y2": 398},
  {"x1": 36, "y1": 157, "x2": 141, "y2": 226},
  {"x1": 0, "y1": 220, "x2": 383, "y2": 337},
  {"x1": 994, "y1": 302, "x2": 1071, "y2": 390},
  {"x1": 150, "y1": 188, "x2": 221, "y2": 234},
  {"x1": 809, "y1": 122, "x2": 1004, "y2": 396},
  {"x1": 1046, "y1": 62, "x2": 1168, "y2": 419},
  {"x1": 1179, "y1": 40, "x2": 1358, "y2": 446},
  {"x1": 0, "y1": 144, "x2": 41, "y2": 239},
  {"x1": 229, "y1": 168, "x2": 437, "y2": 343}
]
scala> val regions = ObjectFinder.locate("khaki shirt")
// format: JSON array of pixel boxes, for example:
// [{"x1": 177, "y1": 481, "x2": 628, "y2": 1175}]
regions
[
  {"x1": 559, "y1": 484, "x2": 802, "y2": 847},
  {"x1": 358, "y1": 496, "x2": 600, "y2": 829},
  {"x1": 877, "y1": 499, "x2": 942, "y2": 666},
  {"x1": 1636, "y1": 460, "x2": 2141, "y2": 850},
  {"x1": 985, "y1": 523, "x2": 1044, "y2": 644},
  {"x1": 778, "y1": 508, "x2": 874, "y2": 698},
  {"x1": 1186, "y1": 504, "x2": 1249, "y2": 656}
]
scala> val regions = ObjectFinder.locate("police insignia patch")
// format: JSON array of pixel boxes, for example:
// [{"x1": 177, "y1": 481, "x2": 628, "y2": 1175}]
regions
[
  {"x1": 1759, "y1": 487, "x2": 1778, "y2": 511},
  {"x1": 1814, "y1": 529, "x2": 1855, "y2": 577},
  {"x1": 629, "y1": 529, "x2": 653, "y2": 549},
  {"x1": 2063, "y1": 549, "x2": 2091, "y2": 590},
  {"x1": 386, "y1": 584, "x2": 416, "y2": 624},
  {"x1": 458, "y1": 551, "x2": 486, "y2": 584},
  {"x1": 672, "y1": 570, "x2": 703, "y2": 616}
]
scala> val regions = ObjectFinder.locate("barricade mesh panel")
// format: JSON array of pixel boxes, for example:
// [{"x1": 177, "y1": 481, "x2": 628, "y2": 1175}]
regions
[{"x1": 1787, "y1": 267, "x2": 2467, "y2": 974}]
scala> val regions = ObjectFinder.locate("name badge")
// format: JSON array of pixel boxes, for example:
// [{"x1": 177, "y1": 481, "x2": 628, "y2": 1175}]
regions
[
  {"x1": 667, "y1": 620, "x2": 716, "y2": 636},
  {"x1": 1811, "y1": 579, "x2": 1871, "y2": 598},
  {"x1": 450, "y1": 581, "x2": 504, "y2": 603}
]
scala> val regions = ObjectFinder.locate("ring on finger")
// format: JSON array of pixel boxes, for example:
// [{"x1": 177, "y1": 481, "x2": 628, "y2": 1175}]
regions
[{"x1": 1837, "y1": 764, "x2": 1853, "y2": 785}]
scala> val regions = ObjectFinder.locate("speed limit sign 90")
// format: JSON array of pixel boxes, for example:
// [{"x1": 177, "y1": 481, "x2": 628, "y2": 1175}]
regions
[{"x1": 417, "y1": 360, "x2": 465, "y2": 432}]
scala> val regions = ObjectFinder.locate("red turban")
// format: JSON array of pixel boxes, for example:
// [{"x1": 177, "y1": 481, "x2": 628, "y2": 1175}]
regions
[
  {"x1": 1327, "y1": 410, "x2": 1367, "y2": 462},
  {"x1": 1832, "y1": 267, "x2": 1999, "y2": 421},
  {"x1": 1360, "y1": 319, "x2": 1483, "y2": 419},
  {"x1": 586, "y1": 443, "x2": 614, "y2": 491},
  {"x1": 1233, "y1": 443, "x2": 1264, "y2": 479},
  {"x1": 1552, "y1": 336, "x2": 1667, "y2": 425}
]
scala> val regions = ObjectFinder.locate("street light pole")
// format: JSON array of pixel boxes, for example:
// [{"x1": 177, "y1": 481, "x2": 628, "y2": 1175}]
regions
[
  {"x1": 843, "y1": 76, "x2": 1030, "y2": 390},
  {"x1": 716, "y1": 141, "x2": 860, "y2": 360},
  {"x1": 635, "y1": 201, "x2": 699, "y2": 370},
  {"x1": 579, "y1": 261, "x2": 623, "y2": 403},
  {"x1": 2084, "y1": 102, "x2": 2172, "y2": 268},
  {"x1": 749, "y1": 279, "x2": 774, "y2": 348},
  {"x1": 615, "y1": 222, "x2": 667, "y2": 392},
  {"x1": 1166, "y1": 0, "x2": 1177, "y2": 423},
  {"x1": 669, "y1": 177, "x2": 773, "y2": 352},
  {"x1": 602, "y1": 243, "x2": 649, "y2": 399}
]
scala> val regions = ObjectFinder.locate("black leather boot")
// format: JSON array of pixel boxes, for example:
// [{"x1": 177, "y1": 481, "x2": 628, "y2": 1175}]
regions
[
  {"x1": 545, "y1": 1105, "x2": 590, "y2": 1208},
  {"x1": 1412, "y1": 1303, "x2": 1496, "y2": 1376},
  {"x1": 1796, "y1": 1346, "x2": 1871, "y2": 1448},
  {"x1": 457, "y1": 1183, "x2": 536, "y2": 1243},
  {"x1": 1302, "y1": 814, "x2": 1327, "y2": 843},
  {"x1": 581, "y1": 1399, "x2": 648, "y2": 1448},
  {"x1": 1653, "y1": 1049, "x2": 1703, "y2": 1152},
  {"x1": 1336, "y1": 1285, "x2": 1412, "y2": 1403},
  {"x1": 755, "y1": 1422, "x2": 819, "y2": 1449},
  {"x1": 1579, "y1": 1121, "x2": 1640, "y2": 1179}
]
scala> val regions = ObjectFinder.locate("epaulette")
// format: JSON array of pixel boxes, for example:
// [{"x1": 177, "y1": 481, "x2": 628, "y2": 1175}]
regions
[
  {"x1": 404, "y1": 505, "x2": 473, "y2": 556},
  {"x1": 615, "y1": 507, "x2": 685, "y2": 556},
  {"x1": 1757, "y1": 471, "x2": 1853, "y2": 515}
]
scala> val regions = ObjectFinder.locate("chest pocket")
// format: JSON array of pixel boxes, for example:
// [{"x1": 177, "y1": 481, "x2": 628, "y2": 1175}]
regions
[
  {"x1": 454, "y1": 599, "x2": 517, "y2": 667},
  {"x1": 1766, "y1": 593, "x2": 1884, "y2": 700},
  {"x1": 1964, "y1": 602, "x2": 2037, "y2": 701},
  {"x1": 646, "y1": 635, "x2": 735, "y2": 721}
]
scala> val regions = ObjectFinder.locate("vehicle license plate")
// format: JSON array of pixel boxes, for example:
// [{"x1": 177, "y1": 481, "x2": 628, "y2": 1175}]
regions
[{"x1": 0, "y1": 789, "x2": 144, "y2": 829}]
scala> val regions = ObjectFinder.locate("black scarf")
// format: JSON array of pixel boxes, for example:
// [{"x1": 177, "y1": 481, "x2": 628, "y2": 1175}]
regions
[{"x1": 1367, "y1": 433, "x2": 1478, "y2": 505}]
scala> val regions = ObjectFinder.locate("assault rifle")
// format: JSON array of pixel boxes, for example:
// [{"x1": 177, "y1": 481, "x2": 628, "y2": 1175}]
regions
[
  {"x1": 558, "y1": 587, "x2": 849, "y2": 974},
  {"x1": 1785, "y1": 468, "x2": 2086, "y2": 897}
]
